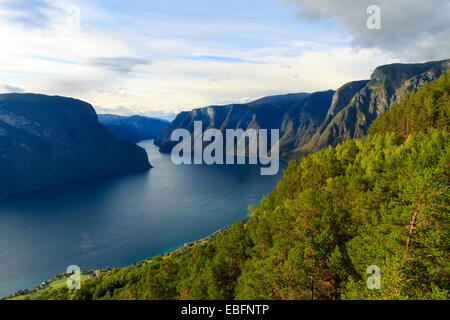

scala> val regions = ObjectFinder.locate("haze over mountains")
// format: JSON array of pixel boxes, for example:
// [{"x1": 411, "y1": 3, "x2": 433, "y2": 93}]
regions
[
  {"x1": 0, "y1": 94, "x2": 151, "y2": 199},
  {"x1": 98, "y1": 114, "x2": 170, "y2": 143},
  {"x1": 156, "y1": 59, "x2": 450, "y2": 157}
]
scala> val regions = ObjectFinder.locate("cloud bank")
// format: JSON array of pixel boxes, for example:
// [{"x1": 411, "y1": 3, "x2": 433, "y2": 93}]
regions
[
  {"x1": 284, "y1": 0, "x2": 450, "y2": 60},
  {"x1": 0, "y1": 84, "x2": 26, "y2": 93},
  {"x1": 88, "y1": 57, "x2": 152, "y2": 73}
]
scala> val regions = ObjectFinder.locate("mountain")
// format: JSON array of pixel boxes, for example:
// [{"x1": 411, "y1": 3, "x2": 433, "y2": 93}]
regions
[
  {"x1": 297, "y1": 59, "x2": 450, "y2": 155},
  {"x1": 155, "y1": 93, "x2": 310, "y2": 153},
  {"x1": 22, "y1": 70, "x2": 450, "y2": 301},
  {"x1": 155, "y1": 59, "x2": 450, "y2": 157},
  {"x1": 0, "y1": 94, "x2": 151, "y2": 199},
  {"x1": 278, "y1": 90, "x2": 335, "y2": 153},
  {"x1": 98, "y1": 114, "x2": 170, "y2": 143}
]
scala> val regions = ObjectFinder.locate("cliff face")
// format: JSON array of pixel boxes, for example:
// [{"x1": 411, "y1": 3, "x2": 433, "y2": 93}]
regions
[
  {"x1": 154, "y1": 93, "x2": 310, "y2": 153},
  {"x1": 0, "y1": 94, "x2": 151, "y2": 199},
  {"x1": 155, "y1": 59, "x2": 450, "y2": 158},
  {"x1": 278, "y1": 90, "x2": 334, "y2": 154},
  {"x1": 298, "y1": 59, "x2": 450, "y2": 155},
  {"x1": 98, "y1": 114, "x2": 170, "y2": 143}
]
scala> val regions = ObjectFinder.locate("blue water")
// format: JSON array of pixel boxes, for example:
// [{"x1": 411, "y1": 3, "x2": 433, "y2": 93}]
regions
[{"x1": 0, "y1": 140, "x2": 284, "y2": 297}]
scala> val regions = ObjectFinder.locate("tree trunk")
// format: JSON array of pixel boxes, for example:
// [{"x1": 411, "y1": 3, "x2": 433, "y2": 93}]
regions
[{"x1": 406, "y1": 208, "x2": 421, "y2": 249}]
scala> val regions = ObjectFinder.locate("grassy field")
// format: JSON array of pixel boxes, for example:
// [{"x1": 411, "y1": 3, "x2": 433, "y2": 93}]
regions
[
  {"x1": 49, "y1": 274, "x2": 92, "y2": 288},
  {"x1": 6, "y1": 273, "x2": 94, "y2": 300}
]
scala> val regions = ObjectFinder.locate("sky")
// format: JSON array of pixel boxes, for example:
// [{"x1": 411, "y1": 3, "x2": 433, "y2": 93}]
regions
[{"x1": 0, "y1": 0, "x2": 449, "y2": 119}]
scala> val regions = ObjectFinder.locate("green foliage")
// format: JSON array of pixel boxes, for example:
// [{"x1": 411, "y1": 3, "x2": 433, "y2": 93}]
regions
[
  {"x1": 369, "y1": 72, "x2": 450, "y2": 137},
  {"x1": 31, "y1": 75, "x2": 449, "y2": 300}
]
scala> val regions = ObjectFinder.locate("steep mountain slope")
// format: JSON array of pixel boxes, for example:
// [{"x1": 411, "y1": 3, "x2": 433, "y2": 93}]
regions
[
  {"x1": 298, "y1": 59, "x2": 450, "y2": 155},
  {"x1": 0, "y1": 94, "x2": 151, "y2": 199},
  {"x1": 156, "y1": 59, "x2": 450, "y2": 158},
  {"x1": 278, "y1": 90, "x2": 334, "y2": 153},
  {"x1": 155, "y1": 93, "x2": 310, "y2": 153},
  {"x1": 98, "y1": 114, "x2": 169, "y2": 143},
  {"x1": 24, "y1": 69, "x2": 450, "y2": 301}
]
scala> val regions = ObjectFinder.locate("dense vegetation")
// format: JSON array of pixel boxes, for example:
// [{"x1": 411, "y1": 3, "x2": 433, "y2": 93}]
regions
[
  {"x1": 369, "y1": 72, "x2": 450, "y2": 137},
  {"x1": 31, "y1": 73, "x2": 449, "y2": 300}
]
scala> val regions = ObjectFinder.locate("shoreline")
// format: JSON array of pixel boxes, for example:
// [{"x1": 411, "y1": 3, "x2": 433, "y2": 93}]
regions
[{"x1": 2, "y1": 222, "x2": 238, "y2": 300}]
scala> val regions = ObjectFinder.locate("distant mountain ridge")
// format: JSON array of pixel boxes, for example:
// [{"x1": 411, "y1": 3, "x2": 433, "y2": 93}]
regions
[
  {"x1": 0, "y1": 94, "x2": 151, "y2": 199},
  {"x1": 155, "y1": 92, "x2": 310, "y2": 153},
  {"x1": 155, "y1": 59, "x2": 450, "y2": 157},
  {"x1": 98, "y1": 114, "x2": 169, "y2": 143}
]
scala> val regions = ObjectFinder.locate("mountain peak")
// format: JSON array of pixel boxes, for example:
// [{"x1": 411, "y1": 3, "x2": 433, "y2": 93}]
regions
[{"x1": 370, "y1": 59, "x2": 450, "y2": 83}]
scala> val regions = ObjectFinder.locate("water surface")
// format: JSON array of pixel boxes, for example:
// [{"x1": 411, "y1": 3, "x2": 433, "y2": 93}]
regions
[{"x1": 0, "y1": 140, "x2": 284, "y2": 297}]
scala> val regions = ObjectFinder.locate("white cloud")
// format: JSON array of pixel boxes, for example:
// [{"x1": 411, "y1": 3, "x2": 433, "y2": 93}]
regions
[
  {"x1": 283, "y1": 0, "x2": 450, "y2": 61},
  {"x1": 0, "y1": 0, "x2": 57, "y2": 29},
  {"x1": 0, "y1": 0, "x2": 419, "y2": 117}
]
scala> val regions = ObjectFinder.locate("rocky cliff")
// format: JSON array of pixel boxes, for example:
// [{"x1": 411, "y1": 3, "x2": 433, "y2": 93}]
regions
[
  {"x1": 155, "y1": 92, "x2": 310, "y2": 153},
  {"x1": 0, "y1": 94, "x2": 151, "y2": 199},
  {"x1": 298, "y1": 59, "x2": 450, "y2": 155},
  {"x1": 155, "y1": 59, "x2": 450, "y2": 158}
]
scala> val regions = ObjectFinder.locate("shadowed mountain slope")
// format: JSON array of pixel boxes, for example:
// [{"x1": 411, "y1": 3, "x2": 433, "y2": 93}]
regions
[{"x1": 0, "y1": 94, "x2": 151, "y2": 199}]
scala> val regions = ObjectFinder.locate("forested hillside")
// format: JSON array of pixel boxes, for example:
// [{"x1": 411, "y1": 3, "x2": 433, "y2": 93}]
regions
[
  {"x1": 29, "y1": 73, "x2": 449, "y2": 300},
  {"x1": 369, "y1": 72, "x2": 450, "y2": 137}
]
